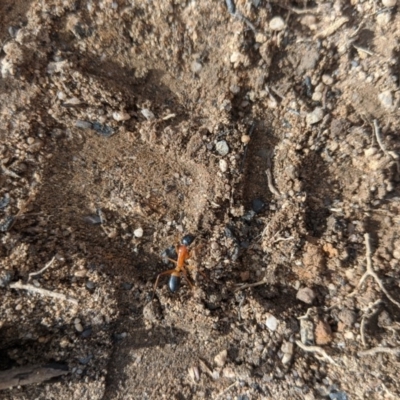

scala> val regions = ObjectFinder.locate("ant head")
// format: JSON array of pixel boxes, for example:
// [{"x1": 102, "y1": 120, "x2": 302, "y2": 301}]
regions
[{"x1": 181, "y1": 234, "x2": 195, "y2": 246}]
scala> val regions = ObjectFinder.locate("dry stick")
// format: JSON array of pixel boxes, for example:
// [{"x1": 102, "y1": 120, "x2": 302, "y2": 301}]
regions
[
  {"x1": 235, "y1": 278, "x2": 267, "y2": 292},
  {"x1": 216, "y1": 381, "x2": 238, "y2": 399},
  {"x1": 373, "y1": 119, "x2": 388, "y2": 155},
  {"x1": 28, "y1": 256, "x2": 56, "y2": 282},
  {"x1": 266, "y1": 169, "x2": 281, "y2": 197},
  {"x1": 358, "y1": 346, "x2": 400, "y2": 357},
  {"x1": 349, "y1": 233, "x2": 400, "y2": 308},
  {"x1": 353, "y1": 44, "x2": 374, "y2": 56},
  {"x1": 295, "y1": 340, "x2": 338, "y2": 366},
  {"x1": 373, "y1": 119, "x2": 400, "y2": 174},
  {"x1": 0, "y1": 363, "x2": 68, "y2": 390},
  {"x1": 10, "y1": 280, "x2": 78, "y2": 305}
]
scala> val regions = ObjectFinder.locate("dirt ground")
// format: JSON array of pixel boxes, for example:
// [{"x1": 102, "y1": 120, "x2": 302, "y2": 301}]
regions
[{"x1": 1, "y1": 0, "x2": 400, "y2": 399}]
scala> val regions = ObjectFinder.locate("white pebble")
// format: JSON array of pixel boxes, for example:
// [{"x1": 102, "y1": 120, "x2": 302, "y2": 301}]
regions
[
  {"x1": 113, "y1": 111, "x2": 130, "y2": 121},
  {"x1": 191, "y1": 61, "x2": 202, "y2": 73},
  {"x1": 219, "y1": 159, "x2": 228, "y2": 173},
  {"x1": 214, "y1": 349, "x2": 228, "y2": 367},
  {"x1": 75, "y1": 323, "x2": 83, "y2": 332},
  {"x1": 269, "y1": 16, "x2": 285, "y2": 31},
  {"x1": 378, "y1": 90, "x2": 393, "y2": 109},
  {"x1": 266, "y1": 314, "x2": 278, "y2": 331},
  {"x1": 134, "y1": 227, "x2": 143, "y2": 238},
  {"x1": 230, "y1": 52, "x2": 241, "y2": 63},
  {"x1": 382, "y1": 0, "x2": 396, "y2": 6},
  {"x1": 306, "y1": 107, "x2": 324, "y2": 125},
  {"x1": 312, "y1": 91, "x2": 323, "y2": 102},
  {"x1": 296, "y1": 287, "x2": 316, "y2": 304},
  {"x1": 230, "y1": 85, "x2": 240, "y2": 94},
  {"x1": 321, "y1": 74, "x2": 334, "y2": 85},
  {"x1": 215, "y1": 140, "x2": 229, "y2": 156},
  {"x1": 141, "y1": 108, "x2": 155, "y2": 120}
]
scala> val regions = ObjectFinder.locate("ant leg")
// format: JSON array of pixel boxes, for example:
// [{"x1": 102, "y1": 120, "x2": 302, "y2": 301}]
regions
[
  {"x1": 181, "y1": 269, "x2": 194, "y2": 289},
  {"x1": 187, "y1": 264, "x2": 208, "y2": 281},
  {"x1": 153, "y1": 268, "x2": 177, "y2": 298}
]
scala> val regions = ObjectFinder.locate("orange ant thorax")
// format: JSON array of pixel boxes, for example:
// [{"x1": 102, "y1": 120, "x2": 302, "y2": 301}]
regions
[{"x1": 177, "y1": 244, "x2": 190, "y2": 269}]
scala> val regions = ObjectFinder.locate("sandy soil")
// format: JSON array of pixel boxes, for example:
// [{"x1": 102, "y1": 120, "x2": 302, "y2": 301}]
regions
[{"x1": 1, "y1": 0, "x2": 400, "y2": 399}]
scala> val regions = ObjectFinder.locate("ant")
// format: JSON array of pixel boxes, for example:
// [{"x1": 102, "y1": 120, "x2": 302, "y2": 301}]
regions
[{"x1": 154, "y1": 234, "x2": 196, "y2": 294}]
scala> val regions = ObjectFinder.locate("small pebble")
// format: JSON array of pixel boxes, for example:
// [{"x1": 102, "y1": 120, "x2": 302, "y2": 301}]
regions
[
  {"x1": 338, "y1": 308, "x2": 357, "y2": 327},
  {"x1": 230, "y1": 84, "x2": 240, "y2": 94},
  {"x1": 329, "y1": 391, "x2": 348, "y2": 400},
  {"x1": 230, "y1": 52, "x2": 241, "y2": 63},
  {"x1": 251, "y1": 198, "x2": 265, "y2": 213},
  {"x1": 241, "y1": 135, "x2": 251, "y2": 144},
  {"x1": 79, "y1": 355, "x2": 93, "y2": 365},
  {"x1": 81, "y1": 327, "x2": 92, "y2": 338},
  {"x1": 92, "y1": 122, "x2": 114, "y2": 137},
  {"x1": 191, "y1": 61, "x2": 202, "y2": 73},
  {"x1": 296, "y1": 287, "x2": 316, "y2": 304},
  {"x1": 281, "y1": 342, "x2": 294, "y2": 364},
  {"x1": 75, "y1": 323, "x2": 84, "y2": 332},
  {"x1": 300, "y1": 319, "x2": 315, "y2": 345},
  {"x1": 378, "y1": 90, "x2": 393, "y2": 109},
  {"x1": 86, "y1": 281, "x2": 96, "y2": 290},
  {"x1": 134, "y1": 227, "x2": 143, "y2": 238},
  {"x1": 382, "y1": 0, "x2": 396, "y2": 7},
  {"x1": 219, "y1": 159, "x2": 228, "y2": 173},
  {"x1": 215, "y1": 140, "x2": 229, "y2": 156},
  {"x1": 122, "y1": 282, "x2": 133, "y2": 290},
  {"x1": 306, "y1": 107, "x2": 324, "y2": 125},
  {"x1": 141, "y1": 108, "x2": 155, "y2": 120},
  {"x1": 269, "y1": 16, "x2": 285, "y2": 31},
  {"x1": 113, "y1": 111, "x2": 130, "y2": 121},
  {"x1": 266, "y1": 314, "x2": 278, "y2": 331},
  {"x1": 214, "y1": 349, "x2": 228, "y2": 367},
  {"x1": 75, "y1": 120, "x2": 93, "y2": 130},
  {"x1": 322, "y1": 74, "x2": 334, "y2": 85},
  {"x1": 32, "y1": 279, "x2": 41, "y2": 287},
  {"x1": 312, "y1": 91, "x2": 323, "y2": 102},
  {"x1": 0, "y1": 194, "x2": 10, "y2": 210},
  {"x1": 0, "y1": 270, "x2": 13, "y2": 287}
]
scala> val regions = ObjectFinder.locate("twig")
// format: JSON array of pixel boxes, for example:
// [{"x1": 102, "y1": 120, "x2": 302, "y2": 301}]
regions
[
  {"x1": 215, "y1": 381, "x2": 238, "y2": 398},
  {"x1": 298, "y1": 308, "x2": 313, "y2": 320},
  {"x1": 0, "y1": 163, "x2": 21, "y2": 179},
  {"x1": 315, "y1": 16, "x2": 349, "y2": 39},
  {"x1": 235, "y1": 278, "x2": 267, "y2": 292},
  {"x1": 295, "y1": 340, "x2": 338, "y2": 366},
  {"x1": 266, "y1": 169, "x2": 281, "y2": 197},
  {"x1": 10, "y1": 280, "x2": 78, "y2": 305},
  {"x1": 358, "y1": 346, "x2": 400, "y2": 357},
  {"x1": 0, "y1": 363, "x2": 68, "y2": 390},
  {"x1": 353, "y1": 44, "x2": 374, "y2": 56},
  {"x1": 28, "y1": 256, "x2": 56, "y2": 282},
  {"x1": 349, "y1": 233, "x2": 400, "y2": 308},
  {"x1": 272, "y1": 236, "x2": 294, "y2": 244},
  {"x1": 373, "y1": 119, "x2": 388, "y2": 155}
]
